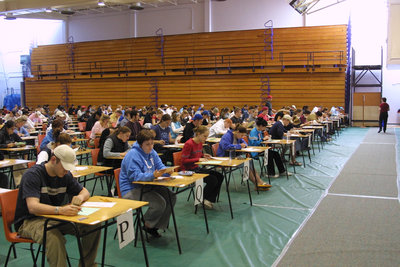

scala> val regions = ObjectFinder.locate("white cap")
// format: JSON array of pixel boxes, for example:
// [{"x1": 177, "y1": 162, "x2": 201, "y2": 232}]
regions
[
  {"x1": 55, "y1": 111, "x2": 65, "y2": 117},
  {"x1": 54, "y1": 145, "x2": 77, "y2": 171}
]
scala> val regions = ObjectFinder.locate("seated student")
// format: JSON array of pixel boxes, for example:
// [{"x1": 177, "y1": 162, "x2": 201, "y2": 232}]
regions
[
  {"x1": 14, "y1": 145, "x2": 101, "y2": 267},
  {"x1": 90, "y1": 114, "x2": 110, "y2": 141},
  {"x1": 15, "y1": 117, "x2": 30, "y2": 137},
  {"x1": 0, "y1": 120, "x2": 23, "y2": 148},
  {"x1": 29, "y1": 110, "x2": 43, "y2": 125},
  {"x1": 125, "y1": 110, "x2": 142, "y2": 141},
  {"x1": 269, "y1": 114, "x2": 302, "y2": 166},
  {"x1": 110, "y1": 109, "x2": 123, "y2": 125},
  {"x1": 119, "y1": 129, "x2": 175, "y2": 238},
  {"x1": 230, "y1": 107, "x2": 243, "y2": 125},
  {"x1": 257, "y1": 106, "x2": 270, "y2": 122},
  {"x1": 216, "y1": 124, "x2": 271, "y2": 189},
  {"x1": 100, "y1": 126, "x2": 131, "y2": 170},
  {"x1": 37, "y1": 130, "x2": 72, "y2": 164},
  {"x1": 181, "y1": 114, "x2": 203, "y2": 143},
  {"x1": 85, "y1": 110, "x2": 102, "y2": 131},
  {"x1": 180, "y1": 110, "x2": 190, "y2": 126},
  {"x1": 40, "y1": 119, "x2": 64, "y2": 150},
  {"x1": 249, "y1": 118, "x2": 291, "y2": 178},
  {"x1": 170, "y1": 111, "x2": 184, "y2": 140},
  {"x1": 181, "y1": 126, "x2": 224, "y2": 209},
  {"x1": 201, "y1": 110, "x2": 211, "y2": 126},
  {"x1": 208, "y1": 118, "x2": 232, "y2": 137},
  {"x1": 151, "y1": 114, "x2": 175, "y2": 164}
]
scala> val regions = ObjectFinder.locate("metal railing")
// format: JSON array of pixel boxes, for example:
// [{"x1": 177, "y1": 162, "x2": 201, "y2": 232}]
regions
[{"x1": 279, "y1": 50, "x2": 345, "y2": 71}]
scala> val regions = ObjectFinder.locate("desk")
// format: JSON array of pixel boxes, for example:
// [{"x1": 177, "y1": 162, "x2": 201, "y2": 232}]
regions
[
  {"x1": 21, "y1": 136, "x2": 38, "y2": 146},
  {"x1": 0, "y1": 145, "x2": 37, "y2": 160},
  {"x1": 134, "y1": 172, "x2": 209, "y2": 254},
  {"x1": 41, "y1": 196, "x2": 149, "y2": 267},
  {"x1": 262, "y1": 139, "x2": 297, "y2": 174},
  {"x1": 206, "y1": 137, "x2": 221, "y2": 143},
  {"x1": 75, "y1": 149, "x2": 92, "y2": 165},
  {"x1": 72, "y1": 138, "x2": 89, "y2": 148},
  {"x1": 72, "y1": 165, "x2": 113, "y2": 196},
  {"x1": 237, "y1": 146, "x2": 270, "y2": 184},
  {"x1": 196, "y1": 158, "x2": 253, "y2": 219},
  {"x1": 0, "y1": 159, "x2": 33, "y2": 188}
]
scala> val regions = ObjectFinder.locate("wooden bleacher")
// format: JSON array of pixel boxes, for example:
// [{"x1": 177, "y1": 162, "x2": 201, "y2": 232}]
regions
[{"x1": 25, "y1": 24, "x2": 348, "y2": 110}]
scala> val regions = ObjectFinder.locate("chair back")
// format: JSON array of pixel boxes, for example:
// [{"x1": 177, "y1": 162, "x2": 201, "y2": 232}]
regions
[
  {"x1": 0, "y1": 189, "x2": 19, "y2": 242},
  {"x1": 242, "y1": 136, "x2": 249, "y2": 145},
  {"x1": 91, "y1": 148, "x2": 100, "y2": 166},
  {"x1": 42, "y1": 124, "x2": 47, "y2": 132},
  {"x1": 85, "y1": 131, "x2": 91, "y2": 139},
  {"x1": 94, "y1": 138, "x2": 100, "y2": 148},
  {"x1": 212, "y1": 143, "x2": 219, "y2": 156},
  {"x1": 113, "y1": 168, "x2": 122, "y2": 198},
  {"x1": 173, "y1": 151, "x2": 182, "y2": 171},
  {"x1": 37, "y1": 134, "x2": 46, "y2": 146},
  {"x1": 27, "y1": 162, "x2": 35, "y2": 168},
  {"x1": 78, "y1": 122, "x2": 86, "y2": 132}
]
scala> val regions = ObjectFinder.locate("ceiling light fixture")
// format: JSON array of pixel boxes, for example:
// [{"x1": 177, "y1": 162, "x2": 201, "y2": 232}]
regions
[
  {"x1": 4, "y1": 13, "x2": 16, "y2": 20},
  {"x1": 45, "y1": 8, "x2": 52, "y2": 13},
  {"x1": 60, "y1": 9, "x2": 75, "y2": 15},
  {"x1": 98, "y1": 1, "x2": 106, "y2": 6},
  {"x1": 130, "y1": 2, "x2": 144, "y2": 10}
]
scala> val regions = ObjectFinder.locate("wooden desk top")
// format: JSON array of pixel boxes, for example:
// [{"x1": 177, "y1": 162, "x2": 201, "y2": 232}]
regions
[
  {"x1": 196, "y1": 157, "x2": 252, "y2": 167},
  {"x1": 69, "y1": 132, "x2": 84, "y2": 136},
  {"x1": 21, "y1": 136, "x2": 38, "y2": 140},
  {"x1": 237, "y1": 146, "x2": 269, "y2": 153},
  {"x1": 71, "y1": 165, "x2": 113, "y2": 178},
  {"x1": 75, "y1": 149, "x2": 92, "y2": 156},
  {"x1": 206, "y1": 137, "x2": 221, "y2": 143},
  {"x1": 163, "y1": 144, "x2": 184, "y2": 149},
  {"x1": 41, "y1": 196, "x2": 148, "y2": 225},
  {"x1": 71, "y1": 138, "x2": 88, "y2": 143},
  {"x1": 0, "y1": 159, "x2": 33, "y2": 168},
  {"x1": 302, "y1": 125, "x2": 324, "y2": 129},
  {"x1": 133, "y1": 172, "x2": 208, "y2": 188},
  {"x1": 0, "y1": 145, "x2": 36, "y2": 152},
  {"x1": 262, "y1": 139, "x2": 296, "y2": 145}
]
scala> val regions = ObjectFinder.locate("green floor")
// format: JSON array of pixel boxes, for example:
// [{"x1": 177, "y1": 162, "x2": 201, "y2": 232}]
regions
[{"x1": 0, "y1": 127, "x2": 369, "y2": 267}]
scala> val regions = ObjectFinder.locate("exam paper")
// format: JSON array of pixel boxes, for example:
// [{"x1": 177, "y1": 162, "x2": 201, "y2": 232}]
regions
[
  {"x1": 82, "y1": 202, "x2": 116, "y2": 208},
  {"x1": 78, "y1": 207, "x2": 100, "y2": 216}
]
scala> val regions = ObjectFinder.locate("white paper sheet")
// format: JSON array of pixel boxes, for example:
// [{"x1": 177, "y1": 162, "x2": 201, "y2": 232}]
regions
[{"x1": 81, "y1": 201, "x2": 116, "y2": 208}]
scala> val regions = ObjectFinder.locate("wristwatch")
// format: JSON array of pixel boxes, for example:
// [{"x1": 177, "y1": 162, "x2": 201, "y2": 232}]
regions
[{"x1": 55, "y1": 206, "x2": 59, "y2": 214}]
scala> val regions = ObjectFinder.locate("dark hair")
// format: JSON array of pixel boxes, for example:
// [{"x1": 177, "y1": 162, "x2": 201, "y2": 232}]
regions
[
  {"x1": 234, "y1": 124, "x2": 247, "y2": 133},
  {"x1": 255, "y1": 117, "x2": 268, "y2": 127},
  {"x1": 160, "y1": 114, "x2": 171, "y2": 122},
  {"x1": 274, "y1": 111, "x2": 284, "y2": 121},
  {"x1": 52, "y1": 119, "x2": 64, "y2": 129},
  {"x1": 316, "y1": 111, "x2": 323, "y2": 117},
  {"x1": 130, "y1": 110, "x2": 138, "y2": 118},
  {"x1": 54, "y1": 130, "x2": 72, "y2": 145},
  {"x1": 194, "y1": 125, "x2": 209, "y2": 135},
  {"x1": 113, "y1": 126, "x2": 131, "y2": 136},
  {"x1": 137, "y1": 129, "x2": 156, "y2": 145},
  {"x1": 4, "y1": 120, "x2": 15, "y2": 129},
  {"x1": 382, "y1": 97, "x2": 387, "y2": 102},
  {"x1": 304, "y1": 110, "x2": 311, "y2": 115}
]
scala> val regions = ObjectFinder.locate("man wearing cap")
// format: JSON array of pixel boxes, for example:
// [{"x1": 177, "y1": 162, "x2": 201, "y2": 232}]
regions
[
  {"x1": 201, "y1": 110, "x2": 211, "y2": 126},
  {"x1": 14, "y1": 145, "x2": 101, "y2": 267},
  {"x1": 257, "y1": 106, "x2": 270, "y2": 122},
  {"x1": 181, "y1": 113, "x2": 203, "y2": 143}
]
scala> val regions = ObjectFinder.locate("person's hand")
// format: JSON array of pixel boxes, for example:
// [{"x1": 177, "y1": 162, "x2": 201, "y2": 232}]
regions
[
  {"x1": 153, "y1": 169, "x2": 166, "y2": 178},
  {"x1": 199, "y1": 158, "x2": 209, "y2": 162},
  {"x1": 17, "y1": 133, "x2": 23, "y2": 137},
  {"x1": 204, "y1": 153, "x2": 211, "y2": 159},
  {"x1": 119, "y1": 152, "x2": 127, "y2": 157},
  {"x1": 71, "y1": 195, "x2": 85, "y2": 206},
  {"x1": 240, "y1": 143, "x2": 246, "y2": 148},
  {"x1": 165, "y1": 168, "x2": 174, "y2": 175},
  {"x1": 60, "y1": 204, "x2": 81, "y2": 216},
  {"x1": 7, "y1": 143, "x2": 16, "y2": 148},
  {"x1": 159, "y1": 140, "x2": 166, "y2": 145}
]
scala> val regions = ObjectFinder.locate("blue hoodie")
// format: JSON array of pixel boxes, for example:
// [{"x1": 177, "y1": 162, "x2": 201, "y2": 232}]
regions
[
  {"x1": 40, "y1": 129, "x2": 54, "y2": 150},
  {"x1": 119, "y1": 141, "x2": 166, "y2": 196},
  {"x1": 216, "y1": 129, "x2": 247, "y2": 157}
]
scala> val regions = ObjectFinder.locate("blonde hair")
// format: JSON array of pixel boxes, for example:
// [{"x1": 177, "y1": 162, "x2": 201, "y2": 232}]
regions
[{"x1": 194, "y1": 125, "x2": 209, "y2": 136}]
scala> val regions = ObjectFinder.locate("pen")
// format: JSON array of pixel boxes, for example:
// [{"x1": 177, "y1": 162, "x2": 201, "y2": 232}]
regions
[{"x1": 78, "y1": 217, "x2": 88, "y2": 221}]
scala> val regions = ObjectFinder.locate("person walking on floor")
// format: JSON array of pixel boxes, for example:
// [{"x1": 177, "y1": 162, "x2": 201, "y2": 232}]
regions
[{"x1": 378, "y1": 97, "x2": 390, "y2": 133}]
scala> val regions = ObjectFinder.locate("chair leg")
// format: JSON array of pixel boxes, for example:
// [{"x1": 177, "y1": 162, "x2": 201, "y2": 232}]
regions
[
  {"x1": 30, "y1": 243, "x2": 37, "y2": 267},
  {"x1": 5, "y1": 243, "x2": 15, "y2": 267}
]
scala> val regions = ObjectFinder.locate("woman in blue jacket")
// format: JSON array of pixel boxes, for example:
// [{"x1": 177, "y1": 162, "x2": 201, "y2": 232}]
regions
[
  {"x1": 249, "y1": 118, "x2": 289, "y2": 178},
  {"x1": 119, "y1": 129, "x2": 175, "y2": 238},
  {"x1": 217, "y1": 124, "x2": 271, "y2": 190}
]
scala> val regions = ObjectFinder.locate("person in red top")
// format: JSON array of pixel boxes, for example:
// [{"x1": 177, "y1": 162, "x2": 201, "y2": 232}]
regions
[
  {"x1": 378, "y1": 97, "x2": 390, "y2": 133},
  {"x1": 181, "y1": 125, "x2": 224, "y2": 209}
]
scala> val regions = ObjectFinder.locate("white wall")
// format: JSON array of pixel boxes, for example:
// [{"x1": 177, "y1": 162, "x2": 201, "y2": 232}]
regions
[{"x1": 0, "y1": 18, "x2": 64, "y2": 107}]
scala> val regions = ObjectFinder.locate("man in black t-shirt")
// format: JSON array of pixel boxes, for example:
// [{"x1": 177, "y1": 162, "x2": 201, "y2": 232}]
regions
[{"x1": 14, "y1": 145, "x2": 100, "y2": 267}]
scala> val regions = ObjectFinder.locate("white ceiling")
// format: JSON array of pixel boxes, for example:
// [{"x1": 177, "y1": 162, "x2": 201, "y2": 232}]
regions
[{"x1": 0, "y1": 0, "x2": 210, "y2": 20}]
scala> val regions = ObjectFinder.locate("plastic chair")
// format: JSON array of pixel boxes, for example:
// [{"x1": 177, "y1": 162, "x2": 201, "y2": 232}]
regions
[
  {"x1": 211, "y1": 143, "x2": 219, "y2": 157},
  {"x1": 90, "y1": 148, "x2": 109, "y2": 195},
  {"x1": 242, "y1": 135, "x2": 249, "y2": 145},
  {"x1": 85, "y1": 131, "x2": 95, "y2": 149},
  {"x1": 173, "y1": 151, "x2": 182, "y2": 171},
  {"x1": 0, "y1": 189, "x2": 39, "y2": 267},
  {"x1": 27, "y1": 162, "x2": 35, "y2": 168},
  {"x1": 94, "y1": 138, "x2": 100, "y2": 149},
  {"x1": 37, "y1": 134, "x2": 46, "y2": 147},
  {"x1": 78, "y1": 122, "x2": 86, "y2": 132},
  {"x1": 113, "y1": 168, "x2": 122, "y2": 198}
]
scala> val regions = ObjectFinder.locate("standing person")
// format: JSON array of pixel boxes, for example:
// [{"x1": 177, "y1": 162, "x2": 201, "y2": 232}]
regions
[
  {"x1": 265, "y1": 95, "x2": 273, "y2": 116},
  {"x1": 378, "y1": 97, "x2": 390, "y2": 133},
  {"x1": 14, "y1": 145, "x2": 101, "y2": 267},
  {"x1": 181, "y1": 126, "x2": 224, "y2": 209},
  {"x1": 119, "y1": 129, "x2": 175, "y2": 238}
]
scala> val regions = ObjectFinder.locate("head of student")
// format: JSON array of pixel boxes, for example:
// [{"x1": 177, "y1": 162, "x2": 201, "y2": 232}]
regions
[
  {"x1": 159, "y1": 114, "x2": 172, "y2": 127},
  {"x1": 255, "y1": 117, "x2": 268, "y2": 131},
  {"x1": 193, "y1": 125, "x2": 209, "y2": 143},
  {"x1": 382, "y1": 97, "x2": 387, "y2": 103},
  {"x1": 52, "y1": 119, "x2": 65, "y2": 131},
  {"x1": 53, "y1": 130, "x2": 72, "y2": 148},
  {"x1": 3, "y1": 120, "x2": 16, "y2": 135},
  {"x1": 99, "y1": 114, "x2": 110, "y2": 127},
  {"x1": 224, "y1": 118, "x2": 232, "y2": 129},
  {"x1": 48, "y1": 144, "x2": 77, "y2": 177},
  {"x1": 274, "y1": 111, "x2": 284, "y2": 121},
  {"x1": 192, "y1": 114, "x2": 203, "y2": 127},
  {"x1": 137, "y1": 129, "x2": 156, "y2": 154},
  {"x1": 282, "y1": 114, "x2": 293, "y2": 126},
  {"x1": 113, "y1": 126, "x2": 131, "y2": 143},
  {"x1": 233, "y1": 124, "x2": 247, "y2": 140},
  {"x1": 15, "y1": 116, "x2": 27, "y2": 128}
]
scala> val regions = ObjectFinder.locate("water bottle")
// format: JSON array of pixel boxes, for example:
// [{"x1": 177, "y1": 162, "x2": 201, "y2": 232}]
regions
[
  {"x1": 229, "y1": 149, "x2": 233, "y2": 163},
  {"x1": 286, "y1": 132, "x2": 290, "y2": 142}
]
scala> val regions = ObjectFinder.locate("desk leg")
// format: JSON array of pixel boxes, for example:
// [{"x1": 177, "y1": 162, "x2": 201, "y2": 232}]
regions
[
  {"x1": 166, "y1": 187, "x2": 182, "y2": 254},
  {"x1": 72, "y1": 224, "x2": 85, "y2": 267},
  {"x1": 201, "y1": 200, "x2": 210, "y2": 234},
  {"x1": 137, "y1": 208, "x2": 149, "y2": 267},
  {"x1": 224, "y1": 167, "x2": 234, "y2": 219},
  {"x1": 42, "y1": 220, "x2": 48, "y2": 267},
  {"x1": 101, "y1": 220, "x2": 108, "y2": 267}
]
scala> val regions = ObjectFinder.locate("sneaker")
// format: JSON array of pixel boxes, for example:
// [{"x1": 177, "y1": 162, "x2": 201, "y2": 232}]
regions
[
  {"x1": 271, "y1": 174, "x2": 280, "y2": 178},
  {"x1": 280, "y1": 171, "x2": 293, "y2": 176},
  {"x1": 144, "y1": 227, "x2": 161, "y2": 238},
  {"x1": 203, "y1": 199, "x2": 214, "y2": 210}
]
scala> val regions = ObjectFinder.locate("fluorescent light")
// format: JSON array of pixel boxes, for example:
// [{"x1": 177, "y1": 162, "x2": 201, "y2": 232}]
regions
[
  {"x1": 98, "y1": 1, "x2": 106, "y2": 6},
  {"x1": 45, "y1": 8, "x2": 52, "y2": 13}
]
